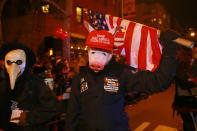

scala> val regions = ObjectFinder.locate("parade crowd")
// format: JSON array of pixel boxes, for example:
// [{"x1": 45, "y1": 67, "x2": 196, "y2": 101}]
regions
[{"x1": 0, "y1": 29, "x2": 197, "y2": 131}]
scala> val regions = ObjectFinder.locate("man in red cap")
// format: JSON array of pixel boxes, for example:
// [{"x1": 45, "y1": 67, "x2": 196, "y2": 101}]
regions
[{"x1": 67, "y1": 30, "x2": 179, "y2": 131}]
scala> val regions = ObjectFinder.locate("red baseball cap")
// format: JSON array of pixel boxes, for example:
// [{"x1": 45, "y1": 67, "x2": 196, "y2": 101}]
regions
[{"x1": 86, "y1": 30, "x2": 114, "y2": 51}]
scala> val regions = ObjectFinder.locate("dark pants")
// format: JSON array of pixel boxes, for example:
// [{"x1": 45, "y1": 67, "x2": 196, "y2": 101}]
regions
[
  {"x1": 7, "y1": 123, "x2": 24, "y2": 131},
  {"x1": 180, "y1": 112, "x2": 196, "y2": 131}
]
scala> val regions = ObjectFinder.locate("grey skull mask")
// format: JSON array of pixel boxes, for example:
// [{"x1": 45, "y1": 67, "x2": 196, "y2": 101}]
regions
[{"x1": 4, "y1": 49, "x2": 26, "y2": 90}]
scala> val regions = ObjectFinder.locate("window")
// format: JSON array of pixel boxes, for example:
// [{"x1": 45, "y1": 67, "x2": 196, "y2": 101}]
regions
[
  {"x1": 158, "y1": 18, "x2": 162, "y2": 24},
  {"x1": 76, "y1": 7, "x2": 83, "y2": 23}
]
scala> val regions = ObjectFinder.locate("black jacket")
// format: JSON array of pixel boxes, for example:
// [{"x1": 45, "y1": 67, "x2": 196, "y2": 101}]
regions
[
  {"x1": 67, "y1": 41, "x2": 178, "y2": 131},
  {"x1": 0, "y1": 71, "x2": 59, "y2": 131},
  {"x1": 0, "y1": 70, "x2": 11, "y2": 130}
]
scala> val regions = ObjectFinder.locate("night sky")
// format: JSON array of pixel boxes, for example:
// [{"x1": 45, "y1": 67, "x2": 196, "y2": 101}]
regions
[{"x1": 137, "y1": 0, "x2": 197, "y2": 29}]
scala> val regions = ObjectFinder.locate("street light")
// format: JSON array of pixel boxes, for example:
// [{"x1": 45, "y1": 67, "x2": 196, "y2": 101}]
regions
[{"x1": 190, "y1": 31, "x2": 196, "y2": 37}]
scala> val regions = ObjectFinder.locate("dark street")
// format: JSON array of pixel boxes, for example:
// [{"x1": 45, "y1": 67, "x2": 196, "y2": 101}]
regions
[{"x1": 126, "y1": 84, "x2": 182, "y2": 131}]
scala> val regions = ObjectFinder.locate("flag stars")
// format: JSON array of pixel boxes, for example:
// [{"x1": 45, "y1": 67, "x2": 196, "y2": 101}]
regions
[{"x1": 87, "y1": 9, "x2": 109, "y2": 30}]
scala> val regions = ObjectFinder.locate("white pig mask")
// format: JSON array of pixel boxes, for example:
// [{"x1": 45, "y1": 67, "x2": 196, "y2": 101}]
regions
[
  {"x1": 5, "y1": 49, "x2": 26, "y2": 90},
  {"x1": 88, "y1": 48, "x2": 112, "y2": 72}
]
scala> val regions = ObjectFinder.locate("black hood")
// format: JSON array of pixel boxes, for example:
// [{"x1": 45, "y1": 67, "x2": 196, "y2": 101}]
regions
[{"x1": 0, "y1": 42, "x2": 36, "y2": 69}]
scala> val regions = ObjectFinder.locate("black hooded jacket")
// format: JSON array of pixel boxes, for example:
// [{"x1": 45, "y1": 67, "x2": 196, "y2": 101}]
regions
[
  {"x1": 0, "y1": 70, "x2": 59, "y2": 131},
  {"x1": 0, "y1": 43, "x2": 59, "y2": 131},
  {"x1": 0, "y1": 70, "x2": 11, "y2": 130}
]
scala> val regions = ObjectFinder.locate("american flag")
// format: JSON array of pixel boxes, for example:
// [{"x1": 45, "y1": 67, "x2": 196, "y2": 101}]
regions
[{"x1": 85, "y1": 9, "x2": 162, "y2": 72}]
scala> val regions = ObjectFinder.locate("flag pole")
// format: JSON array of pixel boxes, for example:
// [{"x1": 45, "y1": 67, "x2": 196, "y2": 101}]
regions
[
  {"x1": 157, "y1": 31, "x2": 195, "y2": 49},
  {"x1": 173, "y1": 38, "x2": 194, "y2": 48}
]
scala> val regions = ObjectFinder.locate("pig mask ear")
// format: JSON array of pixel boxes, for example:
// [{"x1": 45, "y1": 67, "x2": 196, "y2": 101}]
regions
[{"x1": 88, "y1": 49, "x2": 112, "y2": 72}]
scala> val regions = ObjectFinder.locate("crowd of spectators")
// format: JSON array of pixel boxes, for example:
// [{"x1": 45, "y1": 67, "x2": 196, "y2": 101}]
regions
[
  {"x1": 0, "y1": 52, "x2": 149, "y2": 110},
  {"x1": 0, "y1": 51, "x2": 172, "y2": 130},
  {"x1": 28, "y1": 53, "x2": 88, "y2": 130},
  {"x1": 32, "y1": 53, "x2": 87, "y2": 98}
]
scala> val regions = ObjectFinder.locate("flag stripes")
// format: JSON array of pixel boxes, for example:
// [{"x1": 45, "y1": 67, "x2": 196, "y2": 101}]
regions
[{"x1": 85, "y1": 9, "x2": 162, "y2": 71}]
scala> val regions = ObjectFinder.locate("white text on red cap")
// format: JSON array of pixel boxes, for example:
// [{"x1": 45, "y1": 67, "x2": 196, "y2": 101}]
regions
[{"x1": 90, "y1": 34, "x2": 110, "y2": 44}]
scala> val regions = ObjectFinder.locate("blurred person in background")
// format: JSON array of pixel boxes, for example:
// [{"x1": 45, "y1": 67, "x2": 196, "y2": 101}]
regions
[
  {"x1": 51, "y1": 58, "x2": 72, "y2": 131},
  {"x1": 76, "y1": 54, "x2": 87, "y2": 72},
  {"x1": 52, "y1": 58, "x2": 71, "y2": 98},
  {"x1": 32, "y1": 57, "x2": 43, "y2": 74},
  {"x1": 173, "y1": 46, "x2": 197, "y2": 131}
]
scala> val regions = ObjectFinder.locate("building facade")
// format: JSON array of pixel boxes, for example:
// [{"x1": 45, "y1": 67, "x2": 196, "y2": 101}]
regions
[
  {"x1": 0, "y1": 0, "x2": 122, "y2": 58},
  {"x1": 69, "y1": 0, "x2": 122, "y2": 57},
  {"x1": 1, "y1": 0, "x2": 178, "y2": 59},
  {"x1": 134, "y1": 2, "x2": 171, "y2": 31},
  {"x1": 123, "y1": 0, "x2": 136, "y2": 20}
]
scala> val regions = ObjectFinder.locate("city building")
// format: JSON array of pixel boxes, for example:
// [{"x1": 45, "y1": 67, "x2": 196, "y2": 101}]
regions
[
  {"x1": 134, "y1": 2, "x2": 171, "y2": 31},
  {"x1": 70, "y1": 0, "x2": 122, "y2": 57},
  {"x1": 0, "y1": 0, "x2": 122, "y2": 58},
  {"x1": 2, "y1": 0, "x2": 187, "y2": 58}
]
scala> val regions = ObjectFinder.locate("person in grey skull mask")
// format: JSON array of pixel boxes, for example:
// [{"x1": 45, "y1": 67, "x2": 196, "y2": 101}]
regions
[{"x1": 0, "y1": 42, "x2": 59, "y2": 131}]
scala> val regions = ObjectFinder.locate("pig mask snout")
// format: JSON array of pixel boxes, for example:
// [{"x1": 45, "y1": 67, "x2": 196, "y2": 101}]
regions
[{"x1": 89, "y1": 63, "x2": 104, "y2": 71}]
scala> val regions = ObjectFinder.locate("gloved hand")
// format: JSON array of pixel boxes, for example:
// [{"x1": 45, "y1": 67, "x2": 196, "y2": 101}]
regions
[
  {"x1": 159, "y1": 29, "x2": 181, "y2": 45},
  {"x1": 159, "y1": 30, "x2": 181, "y2": 57},
  {"x1": 193, "y1": 43, "x2": 197, "y2": 48}
]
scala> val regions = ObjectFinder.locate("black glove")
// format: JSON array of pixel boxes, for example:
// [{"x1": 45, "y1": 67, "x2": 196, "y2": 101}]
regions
[
  {"x1": 159, "y1": 30, "x2": 181, "y2": 58},
  {"x1": 159, "y1": 29, "x2": 181, "y2": 46},
  {"x1": 193, "y1": 43, "x2": 197, "y2": 48}
]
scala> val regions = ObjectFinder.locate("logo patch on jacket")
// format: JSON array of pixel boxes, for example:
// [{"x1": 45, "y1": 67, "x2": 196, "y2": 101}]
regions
[
  {"x1": 104, "y1": 77, "x2": 119, "y2": 93},
  {"x1": 80, "y1": 77, "x2": 88, "y2": 93}
]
